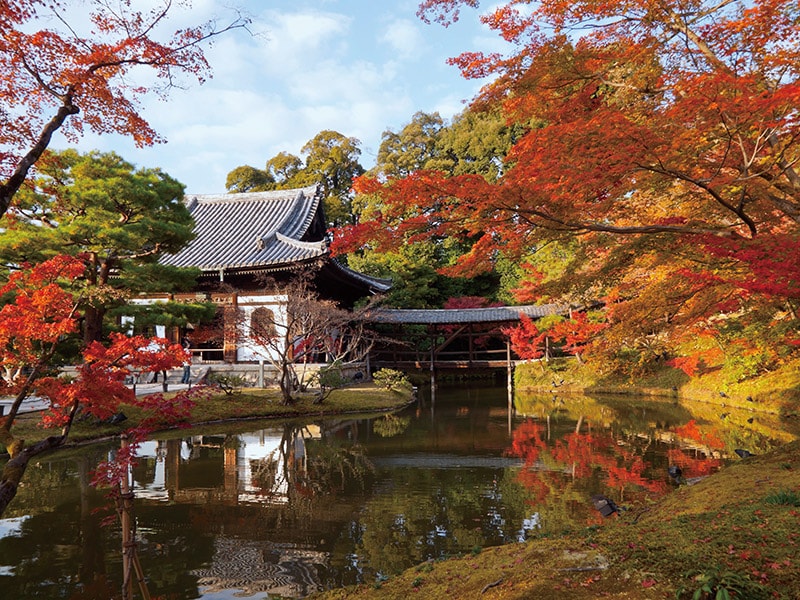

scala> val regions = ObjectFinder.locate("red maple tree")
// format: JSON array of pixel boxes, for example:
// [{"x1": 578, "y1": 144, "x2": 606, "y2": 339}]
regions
[
  {"x1": 0, "y1": 1, "x2": 249, "y2": 218},
  {"x1": 333, "y1": 0, "x2": 800, "y2": 372},
  {"x1": 0, "y1": 255, "x2": 200, "y2": 516}
]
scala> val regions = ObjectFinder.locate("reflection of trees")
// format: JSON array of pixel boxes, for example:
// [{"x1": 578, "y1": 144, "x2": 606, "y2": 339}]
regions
[
  {"x1": 508, "y1": 420, "x2": 672, "y2": 530},
  {"x1": 249, "y1": 424, "x2": 375, "y2": 504},
  {"x1": 352, "y1": 467, "x2": 530, "y2": 578},
  {"x1": 372, "y1": 414, "x2": 411, "y2": 438},
  {"x1": 0, "y1": 450, "x2": 121, "y2": 599}
]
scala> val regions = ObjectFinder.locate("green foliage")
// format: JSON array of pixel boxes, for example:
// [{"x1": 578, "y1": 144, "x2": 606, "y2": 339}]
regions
[
  {"x1": 763, "y1": 489, "x2": 800, "y2": 507},
  {"x1": 0, "y1": 149, "x2": 199, "y2": 342},
  {"x1": 108, "y1": 300, "x2": 217, "y2": 333},
  {"x1": 676, "y1": 566, "x2": 771, "y2": 600},
  {"x1": 371, "y1": 111, "x2": 445, "y2": 179},
  {"x1": 314, "y1": 362, "x2": 348, "y2": 390},
  {"x1": 372, "y1": 368, "x2": 409, "y2": 391},
  {"x1": 309, "y1": 362, "x2": 350, "y2": 404},
  {"x1": 207, "y1": 373, "x2": 248, "y2": 396},
  {"x1": 429, "y1": 108, "x2": 525, "y2": 182},
  {"x1": 225, "y1": 164, "x2": 275, "y2": 193},
  {"x1": 226, "y1": 130, "x2": 365, "y2": 226}
]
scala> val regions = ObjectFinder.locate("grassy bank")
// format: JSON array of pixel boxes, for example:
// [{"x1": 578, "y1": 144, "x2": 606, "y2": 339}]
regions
[
  {"x1": 515, "y1": 357, "x2": 800, "y2": 418},
  {"x1": 1, "y1": 382, "x2": 415, "y2": 454}
]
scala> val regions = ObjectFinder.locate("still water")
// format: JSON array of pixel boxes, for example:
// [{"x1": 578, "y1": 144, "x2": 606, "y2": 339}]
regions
[{"x1": 0, "y1": 382, "x2": 793, "y2": 599}]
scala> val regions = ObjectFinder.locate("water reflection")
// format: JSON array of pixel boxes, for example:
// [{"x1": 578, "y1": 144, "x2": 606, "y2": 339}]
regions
[{"x1": 0, "y1": 383, "x2": 794, "y2": 599}]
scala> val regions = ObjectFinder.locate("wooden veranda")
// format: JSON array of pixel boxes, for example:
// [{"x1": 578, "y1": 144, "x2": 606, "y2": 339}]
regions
[{"x1": 363, "y1": 304, "x2": 568, "y2": 371}]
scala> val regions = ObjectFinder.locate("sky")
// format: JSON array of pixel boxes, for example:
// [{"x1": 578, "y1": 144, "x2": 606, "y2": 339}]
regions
[{"x1": 54, "y1": 0, "x2": 510, "y2": 195}]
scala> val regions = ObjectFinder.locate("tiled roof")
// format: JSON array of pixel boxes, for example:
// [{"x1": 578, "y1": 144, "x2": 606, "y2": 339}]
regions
[
  {"x1": 161, "y1": 185, "x2": 326, "y2": 271},
  {"x1": 365, "y1": 304, "x2": 568, "y2": 324},
  {"x1": 328, "y1": 260, "x2": 393, "y2": 293}
]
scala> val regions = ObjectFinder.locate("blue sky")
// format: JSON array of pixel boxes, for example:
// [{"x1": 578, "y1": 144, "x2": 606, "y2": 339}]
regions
[{"x1": 56, "y1": 1, "x2": 508, "y2": 195}]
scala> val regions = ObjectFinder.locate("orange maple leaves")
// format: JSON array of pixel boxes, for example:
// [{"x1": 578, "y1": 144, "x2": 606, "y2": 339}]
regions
[
  {"x1": 0, "y1": 1, "x2": 249, "y2": 219},
  {"x1": 0, "y1": 255, "x2": 84, "y2": 367}
]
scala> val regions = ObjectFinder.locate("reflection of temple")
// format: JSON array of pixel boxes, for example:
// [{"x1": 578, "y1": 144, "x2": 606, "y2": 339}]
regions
[
  {"x1": 130, "y1": 427, "x2": 336, "y2": 598},
  {"x1": 191, "y1": 536, "x2": 328, "y2": 598},
  {"x1": 132, "y1": 428, "x2": 321, "y2": 505}
]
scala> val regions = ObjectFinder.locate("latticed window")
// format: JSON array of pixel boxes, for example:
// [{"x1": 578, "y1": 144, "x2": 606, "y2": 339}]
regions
[{"x1": 251, "y1": 307, "x2": 276, "y2": 340}]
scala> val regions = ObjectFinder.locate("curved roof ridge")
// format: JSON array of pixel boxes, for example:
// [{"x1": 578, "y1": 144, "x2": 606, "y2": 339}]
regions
[
  {"x1": 274, "y1": 232, "x2": 327, "y2": 251},
  {"x1": 277, "y1": 185, "x2": 321, "y2": 239},
  {"x1": 184, "y1": 185, "x2": 319, "y2": 206}
]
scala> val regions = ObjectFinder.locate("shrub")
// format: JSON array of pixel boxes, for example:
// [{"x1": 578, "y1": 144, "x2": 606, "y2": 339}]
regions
[
  {"x1": 372, "y1": 368, "x2": 409, "y2": 391},
  {"x1": 309, "y1": 361, "x2": 349, "y2": 404},
  {"x1": 207, "y1": 372, "x2": 247, "y2": 396}
]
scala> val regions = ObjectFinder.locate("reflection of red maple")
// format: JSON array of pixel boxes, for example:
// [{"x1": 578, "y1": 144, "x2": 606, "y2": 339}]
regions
[
  {"x1": 666, "y1": 448, "x2": 722, "y2": 479},
  {"x1": 674, "y1": 420, "x2": 725, "y2": 450},
  {"x1": 507, "y1": 418, "x2": 699, "y2": 524}
]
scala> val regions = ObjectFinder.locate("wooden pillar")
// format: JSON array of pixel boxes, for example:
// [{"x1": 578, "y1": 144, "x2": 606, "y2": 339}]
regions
[
  {"x1": 223, "y1": 293, "x2": 238, "y2": 363},
  {"x1": 430, "y1": 330, "x2": 436, "y2": 396},
  {"x1": 468, "y1": 323, "x2": 474, "y2": 366},
  {"x1": 506, "y1": 339, "x2": 513, "y2": 393}
]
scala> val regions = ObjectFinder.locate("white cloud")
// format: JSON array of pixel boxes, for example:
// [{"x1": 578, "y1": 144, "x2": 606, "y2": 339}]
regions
[
  {"x1": 379, "y1": 18, "x2": 427, "y2": 59},
  {"x1": 255, "y1": 9, "x2": 352, "y2": 75},
  {"x1": 50, "y1": 1, "x2": 505, "y2": 194}
]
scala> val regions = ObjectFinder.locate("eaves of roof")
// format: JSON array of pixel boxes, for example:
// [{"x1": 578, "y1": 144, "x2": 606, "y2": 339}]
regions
[
  {"x1": 364, "y1": 304, "x2": 569, "y2": 325},
  {"x1": 328, "y1": 259, "x2": 393, "y2": 294}
]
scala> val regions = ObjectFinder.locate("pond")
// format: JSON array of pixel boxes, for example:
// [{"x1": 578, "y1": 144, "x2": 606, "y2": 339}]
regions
[{"x1": 0, "y1": 382, "x2": 794, "y2": 599}]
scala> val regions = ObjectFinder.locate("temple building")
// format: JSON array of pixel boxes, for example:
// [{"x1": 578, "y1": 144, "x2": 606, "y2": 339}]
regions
[{"x1": 154, "y1": 185, "x2": 390, "y2": 363}]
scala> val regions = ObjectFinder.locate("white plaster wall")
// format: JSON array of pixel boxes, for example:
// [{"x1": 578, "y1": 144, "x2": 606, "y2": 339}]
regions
[{"x1": 236, "y1": 294, "x2": 288, "y2": 363}]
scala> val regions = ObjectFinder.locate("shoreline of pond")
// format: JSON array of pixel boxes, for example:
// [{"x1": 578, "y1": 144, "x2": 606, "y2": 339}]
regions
[{"x1": 1, "y1": 382, "x2": 416, "y2": 458}]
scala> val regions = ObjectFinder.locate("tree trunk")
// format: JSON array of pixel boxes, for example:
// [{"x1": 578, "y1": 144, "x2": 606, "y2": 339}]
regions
[
  {"x1": 0, "y1": 435, "x2": 66, "y2": 517},
  {"x1": 279, "y1": 366, "x2": 294, "y2": 405},
  {"x1": 83, "y1": 305, "x2": 107, "y2": 345}
]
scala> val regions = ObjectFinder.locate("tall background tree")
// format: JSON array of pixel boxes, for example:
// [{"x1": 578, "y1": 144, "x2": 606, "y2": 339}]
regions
[
  {"x1": 334, "y1": 0, "x2": 800, "y2": 375},
  {"x1": 226, "y1": 130, "x2": 365, "y2": 227},
  {"x1": 0, "y1": 0, "x2": 249, "y2": 218},
  {"x1": 0, "y1": 150, "x2": 214, "y2": 344},
  {"x1": 346, "y1": 108, "x2": 522, "y2": 308}
]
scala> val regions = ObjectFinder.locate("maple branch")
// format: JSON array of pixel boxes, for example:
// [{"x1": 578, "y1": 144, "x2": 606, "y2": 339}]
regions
[
  {"x1": 510, "y1": 204, "x2": 720, "y2": 236},
  {"x1": 638, "y1": 164, "x2": 759, "y2": 237},
  {"x1": 661, "y1": 5, "x2": 733, "y2": 74},
  {"x1": 85, "y1": 12, "x2": 251, "y2": 77},
  {"x1": 0, "y1": 96, "x2": 79, "y2": 219},
  {"x1": 767, "y1": 131, "x2": 800, "y2": 190}
]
